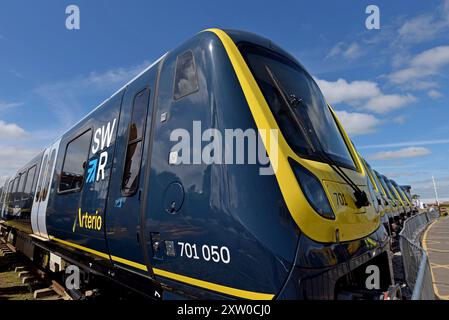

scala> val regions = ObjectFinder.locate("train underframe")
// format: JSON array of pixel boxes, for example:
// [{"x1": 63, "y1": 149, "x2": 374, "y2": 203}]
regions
[{"x1": 1, "y1": 222, "x2": 401, "y2": 300}]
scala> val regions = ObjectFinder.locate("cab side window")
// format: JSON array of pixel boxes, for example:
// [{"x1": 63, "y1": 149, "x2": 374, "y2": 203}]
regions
[
  {"x1": 59, "y1": 130, "x2": 92, "y2": 193},
  {"x1": 173, "y1": 50, "x2": 199, "y2": 100},
  {"x1": 122, "y1": 88, "x2": 150, "y2": 196}
]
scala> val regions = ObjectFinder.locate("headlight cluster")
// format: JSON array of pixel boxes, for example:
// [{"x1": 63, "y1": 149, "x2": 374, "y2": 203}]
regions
[{"x1": 289, "y1": 159, "x2": 335, "y2": 220}]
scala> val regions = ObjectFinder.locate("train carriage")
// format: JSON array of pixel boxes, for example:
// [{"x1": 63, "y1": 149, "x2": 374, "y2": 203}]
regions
[{"x1": 0, "y1": 28, "x2": 397, "y2": 300}]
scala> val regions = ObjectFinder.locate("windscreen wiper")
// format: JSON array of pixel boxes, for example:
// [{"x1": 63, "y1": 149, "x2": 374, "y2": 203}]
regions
[
  {"x1": 265, "y1": 66, "x2": 316, "y2": 153},
  {"x1": 265, "y1": 65, "x2": 369, "y2": 208}
]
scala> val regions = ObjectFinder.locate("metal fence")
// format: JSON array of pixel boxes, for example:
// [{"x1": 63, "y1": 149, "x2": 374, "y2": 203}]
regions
[{"x1": 399, "y1": 209, "x2": 439, "y2": 300}]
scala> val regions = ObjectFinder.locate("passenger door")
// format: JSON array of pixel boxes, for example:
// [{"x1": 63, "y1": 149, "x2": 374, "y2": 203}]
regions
[
  {"x1": 105, "y1": 67, "x2": 158, "y2": 276},
  {"x1": 31, "y1": 139, "x2": 60, "y2": 238}
]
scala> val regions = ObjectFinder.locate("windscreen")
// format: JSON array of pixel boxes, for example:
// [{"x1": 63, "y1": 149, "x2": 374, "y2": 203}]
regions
[
  {"x1": 402, "y1": 189, "x2": 413, "y2": 202},
  {"x1": 385, "y1": 179, "x2": 400, "y2": 202},
  {"x1": 392, "y1": 181, "x2": 408, "y2": 204},
  {"x1": 376, "y1": 173, "x2": 393, "y2": 200},
  {"x1": 241, "y1": 44, "x2": 356, "y2": 170},
  {"x1": 366, "y1": 162, "x2": 383, "y2": 193}
]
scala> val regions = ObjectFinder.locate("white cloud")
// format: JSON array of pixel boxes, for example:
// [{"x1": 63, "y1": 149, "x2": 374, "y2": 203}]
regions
[
  {"x1": 359, "y1": 139, "x2": 449, "y2": 149},
  {"x1": 388, "y1": 46, "x2": 449, "y2": 87},
  {"x1": 369, "y1": 147, "x2": 431, "y2": 160},
  {"x1": 0, "y1": 175, "x2": 9, "y2": 187},
  {"x1": 327, "y1": 42, "x2": 362, "y2": 60},
  {"x1": 315, "y1": 78, "x2": 380, "y2": 104},
  {"x1": 428, "y1": 89, "x2": 443, "y2": 99},
  {"x1": 327, "y1": 42, "x2": 344, "y2": 58},
  {"x1": 343, "y1": 43, "x2": 361, "y2": 59},
  {"x1": 0, "y1": 101, "x2": 23, "y2": 112},
  {"x1": 362, "y1": 93, "x2": 416, "y2": 114},
  {"x1": 412, "y1": 46, "x2": 449, "y2": 69},
  {"x1": 398, "y1": 0, "x2": 449, "y2": 44},
  {"x1": 406, "y1": 175, "x2": 449, "y2": 203},
  {"x1": 315, "y1": 77, "x2": 416, "y2": 114},
  {"x1": 388, "y1": 67, "x2": 433, "y2": 85},
  {"x1": 335, "y1": 110, "x2": 382, "y2": 136},
  {"x1": 392, "y1": 115, "x2": 406, "y2": 124},
  {"x1": 35, "y1": 60, "x2": 151, "y2": 129},
  {"x1": 384, "y1": 171, "x2": 420, "y2": 179},
  {"x1": 82, "y1": 61, "x2": 151, "y2": 89},
  {"x1": 0, "y1": 146, "x2": 39, "y2": 179},
  {"x1": 398, "y1": 15, "x2": 448, "y2": 44},
  {"x1": 10, "y1": 70, "x2": 23, "y2": 79},
  {"x1": 0, "y1": 120, "x2": 27, "y2": 139}
]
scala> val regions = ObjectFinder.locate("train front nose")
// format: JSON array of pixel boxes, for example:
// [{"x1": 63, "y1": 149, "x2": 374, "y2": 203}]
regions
[{"x1": 277, "y1": 225, "x2": 391, "y2": 299}]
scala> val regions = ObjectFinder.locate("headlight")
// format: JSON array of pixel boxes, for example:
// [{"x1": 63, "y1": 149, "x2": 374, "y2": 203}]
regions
[{"x1": 289, "y1": 159, "x2": 335, "y2": 220}]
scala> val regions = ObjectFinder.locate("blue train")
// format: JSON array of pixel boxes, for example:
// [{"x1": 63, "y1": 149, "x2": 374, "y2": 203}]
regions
[{"x1": 0, "y1": 29, "x2": 398, "y2": 300}]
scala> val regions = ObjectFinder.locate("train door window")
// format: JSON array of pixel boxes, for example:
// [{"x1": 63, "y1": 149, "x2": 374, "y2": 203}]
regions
[
  {"x1": 42, "y1": 150, "x2": 56, "y2": 199},
  {"x1": 122, "y1": 88, "x2": 150, "y2": 195},
  {"x1": 23, "y1": 165, "x2": 36, "y2": 198},
  {"x1": 17, "y1": 172, "x2": 27, "y2": 200},
  {"x1": 59, "y1": 130, "x2": 92, "y2": 193},
  {"x1": 173, "y1": 50, "x2": 199, "y2": 100},
  {"x1": 36, "y1": 154, "x2": 48, "y2": 202},
  {"x1": 15, "y1": 175, "x2": 22, "y2": 201}
]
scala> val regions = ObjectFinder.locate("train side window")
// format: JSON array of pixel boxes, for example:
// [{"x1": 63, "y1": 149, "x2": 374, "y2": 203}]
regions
[
  {"x1": 122, "y1": 88, "x2": 150, "y2": 196},
  {"x1": 7, "y1": 180, "x2": 14, "y2": 204},
  {"x1": 173, "y1": 50, "x2": 199, "y2": 100},
  {"x1": 59, "y1": 130, "x2": 92, "y2": 193},
  {"x1": 6, "y1": 181, "x2": 13, "y2": 204},
  {"x1": 23, "y1": 165, "x2": 36, "y2": 198},
  {"x1": 11, "y1": 177, "x2": 18, "y2": 203}
]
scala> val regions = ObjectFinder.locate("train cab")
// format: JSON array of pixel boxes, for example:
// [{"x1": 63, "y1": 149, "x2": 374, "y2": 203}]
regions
[{"x1": 391, "y1": 180, "x2": 412, "y2": 218}]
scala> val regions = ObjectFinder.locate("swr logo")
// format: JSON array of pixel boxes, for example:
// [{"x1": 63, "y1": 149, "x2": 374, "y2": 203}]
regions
[
  {"x1": 86, "y1": 158, "x2": 100, "y2": 183},
  {"x1": 86, "y1": 119, "x2": 116, "y2": 183}
]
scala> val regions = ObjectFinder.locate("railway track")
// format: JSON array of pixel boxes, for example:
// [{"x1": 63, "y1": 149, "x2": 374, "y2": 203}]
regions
[
  {"x1": 0, "y1": 233, "x2": 156, "y2": 301},
  {"x1": 0, "y1": 238, "x2": 72, "y2": 300}
]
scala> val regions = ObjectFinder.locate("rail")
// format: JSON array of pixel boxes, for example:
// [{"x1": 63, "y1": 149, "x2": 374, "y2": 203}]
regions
[{"x1": 399, "y1": 209, "x2": 439, "y2": 300}]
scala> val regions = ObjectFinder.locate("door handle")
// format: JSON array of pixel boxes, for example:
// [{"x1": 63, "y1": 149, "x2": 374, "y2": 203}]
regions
[{"x1": 150, "y1": 232, "x2": 163, "y2": 260}]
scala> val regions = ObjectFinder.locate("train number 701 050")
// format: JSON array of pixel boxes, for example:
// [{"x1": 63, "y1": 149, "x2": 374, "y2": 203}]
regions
[{"x1": 177, "y1": 242, "x2": 231, "y2": 264}]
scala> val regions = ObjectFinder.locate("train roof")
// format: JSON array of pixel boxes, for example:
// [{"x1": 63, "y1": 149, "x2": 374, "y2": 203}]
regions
[{"x1": 4, "y1": 28, "x2": 305, "y2": 180}]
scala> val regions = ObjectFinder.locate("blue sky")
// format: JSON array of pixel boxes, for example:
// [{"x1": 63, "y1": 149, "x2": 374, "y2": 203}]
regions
[{"x1": 0, "y1": 0, "x2": 448, "y2": 202}]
